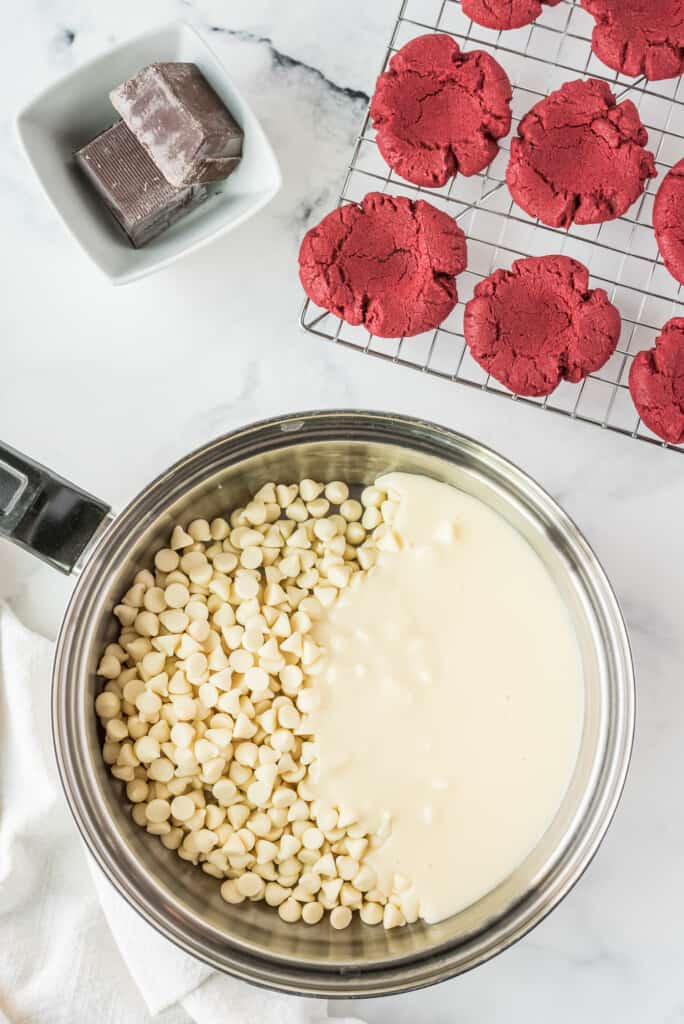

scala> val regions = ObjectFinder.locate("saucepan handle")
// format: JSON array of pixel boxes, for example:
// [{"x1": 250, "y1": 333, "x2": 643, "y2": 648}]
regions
[{"x1": 0, "y1": 441, "x2": 112, "y2": 575}]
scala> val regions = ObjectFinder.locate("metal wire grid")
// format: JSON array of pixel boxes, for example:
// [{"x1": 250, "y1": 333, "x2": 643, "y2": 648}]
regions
[{"x1": 300, "y1": 0, "x2": 684, "y2": 453}]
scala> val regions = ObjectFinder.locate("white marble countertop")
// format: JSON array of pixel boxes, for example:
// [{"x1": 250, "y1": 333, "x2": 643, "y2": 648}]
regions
[{"x1": 1, "y1": 2, "x2": 683, "y2": 1021}]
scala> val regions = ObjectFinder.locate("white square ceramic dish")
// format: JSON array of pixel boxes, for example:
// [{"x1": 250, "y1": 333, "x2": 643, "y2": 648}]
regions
[{"x1": 16, "y1": 21, "x2": 282, "y2": 285}]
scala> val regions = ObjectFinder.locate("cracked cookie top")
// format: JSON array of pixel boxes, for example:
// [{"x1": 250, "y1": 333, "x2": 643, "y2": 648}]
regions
[
  {"x1": 654, "y1": 159, "x2": 684, "y2": 287},
  {"x1": 506, "y1": 78, "x2": 656, "y2": 228},
  {"x1": 581, "y1": 0, "x2": 684, "y2": 81},
  {"x1": 298, "y1": 192, "x2": 467, "y2": 338},
  {"x1": 463, "y1": 254, "x2": 621, "y2": 396},
  {"x1": 629, "y1": 318, "x2": 684, "y2": 444},
  {"x1": 370, "y1": 34, "x2": 512, "y2": 188},
  {"x1": 462, "y1": 0, "x2": 561, "y2": 30}
]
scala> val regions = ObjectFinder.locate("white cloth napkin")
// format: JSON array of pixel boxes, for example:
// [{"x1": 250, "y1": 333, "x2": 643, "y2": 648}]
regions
[{"x1": 0, "y1": 602, "x2": 363, "y2": 1024}]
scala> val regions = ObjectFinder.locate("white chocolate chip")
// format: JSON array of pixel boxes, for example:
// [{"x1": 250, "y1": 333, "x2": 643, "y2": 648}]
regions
[{"x1": 330, "y1": 906, "x2": 352, "y2": 930}]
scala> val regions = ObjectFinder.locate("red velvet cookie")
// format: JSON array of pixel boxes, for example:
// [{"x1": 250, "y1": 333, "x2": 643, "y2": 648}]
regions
[
  {"x1": 506, "y1": 78, "x2": 656, "y2": 228},
  {"x1": 299, "y1": 192, "x2": 467, "y2": 338},
  {"x1": 654, "y1": 159, "x2": 684, "y2": 288},
  {"x1": 370, "y1": 34, "x2": 512, "y2": 188},
  {"x1": 463, "y1": 255, "x2": 621, "y2": 395},
  {"x1": 629, "y1": 318, "x2": 684, "y2": 444},
  {"x1": 581, "y1": 0, "x2": 684, "y2": 81},
  {"x1": 463, "y1": 0, "x2": 561, "y2": 30}
]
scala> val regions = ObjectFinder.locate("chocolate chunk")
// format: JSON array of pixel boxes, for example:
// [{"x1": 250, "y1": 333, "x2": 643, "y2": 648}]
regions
[
  {"x1": 110, "y1": 63, "x2": 243, "y2": 188},
  {"x1": 75, "y1": 121, "x2": 208, "y2": 248}
]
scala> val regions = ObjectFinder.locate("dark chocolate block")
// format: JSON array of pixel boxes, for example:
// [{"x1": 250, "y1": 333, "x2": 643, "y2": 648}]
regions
[
  {"x1": 110, "y1": 63, "x2": 243, "y2": 188},
  {"x1": 75, "y1": 121, "x2": 208, "y2": 247}
]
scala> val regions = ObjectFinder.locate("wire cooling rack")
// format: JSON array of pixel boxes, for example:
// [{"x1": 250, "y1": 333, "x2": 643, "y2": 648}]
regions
[{"x1": 300, "y1": 0, "x2": 684, "y2": 453}]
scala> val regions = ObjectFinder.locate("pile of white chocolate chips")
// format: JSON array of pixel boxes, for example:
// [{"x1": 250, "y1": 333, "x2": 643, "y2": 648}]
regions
[{"x1": 95, "y1": 479, "x2": 414, "y2": 930}]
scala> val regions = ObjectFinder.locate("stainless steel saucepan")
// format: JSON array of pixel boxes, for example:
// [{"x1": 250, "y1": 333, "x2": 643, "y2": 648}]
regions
[{"x1": 0, "y1": 410, "x2": 634, "y2": 998}]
